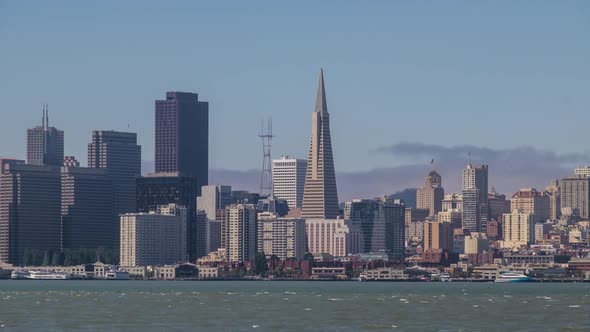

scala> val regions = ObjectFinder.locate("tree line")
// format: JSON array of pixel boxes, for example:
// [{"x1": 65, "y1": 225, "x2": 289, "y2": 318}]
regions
[{"x1": 21, "y1": 248, "x2": 119, "y2": 266}]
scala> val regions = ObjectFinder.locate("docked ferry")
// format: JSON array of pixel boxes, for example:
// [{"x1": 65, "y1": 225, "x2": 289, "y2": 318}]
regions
[
  {"x1": 494, "y1": 272, "x2": 534, "y2": 283},
  {"x1": 11, "y1": 270, "x2": 70, "y2": 280}
]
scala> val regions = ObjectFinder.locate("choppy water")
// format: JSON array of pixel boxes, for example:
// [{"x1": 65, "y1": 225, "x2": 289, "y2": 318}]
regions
[{"x1": 1, "y1": 281, "x2": 589, "y2": 331}]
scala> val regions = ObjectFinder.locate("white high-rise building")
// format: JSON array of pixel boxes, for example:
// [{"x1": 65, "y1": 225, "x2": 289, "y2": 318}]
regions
[
  {"x1": 222, "y1": 204, "x2": 257, "y2": 262},
  {"x1": 257, "y1": 212, "x2": 306, "y2": 260},
  {"x1": 305, "y1": 219, "x2": 363, "y2": 257},
  {"x1": 462, "y1": 164, "x2": 488, "y2": 232},
  {"x1": 501, "y1": 210, "x2": 534, "y2": 249},
  {"x1": 119, "y1": 204, "x2": 187, "y2": 267},
  {"x1": 574, "y1": 167, "x2": 590, "y2": 177},
  {"x1": 272, "y1": 156, "x2": 307, "y2": 209}
]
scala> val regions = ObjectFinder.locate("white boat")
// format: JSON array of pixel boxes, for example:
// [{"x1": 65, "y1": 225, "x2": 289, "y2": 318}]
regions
[
  {"x1": 440, "y1": 273, "x2": 451, "y2": 282},
  {"x1": 105, "y1": 270, "x2": 130, "y2": 280},
  {"x1": 10, "y1": 270, "x2": 30, "y2": 279},
  {"x1": 494, "y1": 272, "x2": 534, "y2": 283},
  {"x1": 26, "y1": 270, "x2": 70, "y2": 280}
]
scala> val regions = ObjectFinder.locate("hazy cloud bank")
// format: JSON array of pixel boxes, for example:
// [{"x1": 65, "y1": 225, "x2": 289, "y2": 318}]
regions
[{"x1": 142, "y1": 142, "x2": 589, "y2": 202}]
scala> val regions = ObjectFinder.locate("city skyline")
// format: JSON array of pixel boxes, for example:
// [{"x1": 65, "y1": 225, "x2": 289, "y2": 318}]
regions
[{"x1": 1, "y1": 2, "x2": 589, "y2": 201}]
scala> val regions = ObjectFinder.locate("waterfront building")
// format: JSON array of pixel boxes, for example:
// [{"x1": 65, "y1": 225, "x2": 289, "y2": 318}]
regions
[
  {"x1": 301, "y1": 69, "x2": 339, "y2": 219},
  {"x1": 61, "y1": 166, "x2": 113, "y2": 249},
  {"x1": 88, "y1": 130, "x2": 141, "y2": 250},
  {"x1": 305, "y1": 219, "x2": 363, "y2": 257},
  {"x1": 272, "y1": 156, "x2": 307, "y2": 209},
  {"x1": 560, "y1": 172, "x2": 590, "y2": 219},
  {"x1": 136, "y1": 173, "x2": 202, "y2": 260},
  {"x1": 256, "y1": 212, "x2": 306, "y2": 260},
  {"x1": 501, "y1": 210, "x2": 534, "y2": 248},
  {"x1": 26, "y1": 106, "x2": 64, "y2": 166},
  {"x1": 155, "y1": 91, "x2": 208, "y2": 190},
  {"x1": 344, "y1": 199, "x2": 385, "y2": 253},
  {"x1": 442, "y1": 193, "x2": 463, "y2": 212},
  {"x1": 119, "y1": 204, "x2": 187, "y2": 267},
  {"x1": 510, "y1": 188, "x2": 550, "y2": 224},
  {"x1": 423, "y1": 221, "x2": 452, "y2": 252},
  {"x1": 462, "y1": 164, "x2": 488, "y2": 232},
  {"x1": 416, "y1": 170, "x2": 444, "y2": 216},
  {"x1": 0, "y1": 164, "x2": 61, "y2": 264},
  {"x1": 222, "y1": 204, "x2": 257, "y2": 262}
]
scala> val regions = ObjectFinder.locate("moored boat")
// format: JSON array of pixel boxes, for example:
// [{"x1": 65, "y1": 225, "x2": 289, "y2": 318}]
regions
[{"x1": 494, "y1": 272, "x2": 534, "y2": 283}]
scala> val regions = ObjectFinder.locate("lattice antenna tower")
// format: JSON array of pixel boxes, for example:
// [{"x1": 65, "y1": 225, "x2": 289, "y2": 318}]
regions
[{"x1": 259, "y1": 117, "x2": 274, "y2": 198}]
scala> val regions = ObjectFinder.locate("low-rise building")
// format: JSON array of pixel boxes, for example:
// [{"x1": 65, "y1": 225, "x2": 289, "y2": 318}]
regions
[
  {"x1": 310, "y1": 267, "x2": 347, "y2": 280},
  {"x1": 361, "y1": 267, "x2": 408, "y2": 280},
  {"x1": 198, "y1": 266, "x2": 220, "y2": 279}
]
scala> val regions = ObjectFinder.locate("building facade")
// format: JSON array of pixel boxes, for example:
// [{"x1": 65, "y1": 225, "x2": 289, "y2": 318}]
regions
[
  {"x1": 26, "y1": 106, "x2": 64, "y2": 166},
  {"x1": 222, "y1": 204, "x2": 257, "y2": 262},
  {"x1": 88, "y1": 130, "x2": 141, "y2": 250},
  {"x1": 257, "y1": 212, "x2": 306, "y2": 260},
  {"x1": 423, "y1": 221, "x2": 452, "y2": 252},
  {"x1": 560, "y1": 174, "x2": 590, "y2": 219},
  {"x1": 510, "y1": 188, "x2": 550, "y2": 224},
  {"x1": 155, "y1": 91, "x2": 208, "y2": 190},
  {"x1": 382, "y1": 198, "x2": 406, "y2": 258},
  {"x1": 344, "y1": 199, "x2": 385, "y2": 253},
  {"x1": 305, "y1": 219, "x2": 363, "y2": 257},
  {"x1": 501, "y1": 210, "x2": 534, "y2": 249},
  {"x1": 0, "y1": 164, "x2": 61, "y2": 264},
  {"x1": 61, "y1": 167, "x2": 113, "y2": 249},
  {"x1": 462, "y1": 164, "x2": 488, "y2": 233},
  {"x1": 119, "y1": 204, "x2": 187, "y2": 266},
  {"x1": 136, "y1": 173, "x2": 202, "y2": 260},
  {"x1": 272, "y1": 156, "x2": 307, "y2": 209},
  {"x1": 416, "y1": 170, "x2": 444, "y2": 217},
  {"x1": 301, "y1": 69, "x2": 339, "y2": 219}
]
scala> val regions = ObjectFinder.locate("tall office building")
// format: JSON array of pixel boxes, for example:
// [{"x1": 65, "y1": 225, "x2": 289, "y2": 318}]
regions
[
  {"x1": 119, "y1": 204, "x2": 188, "y2": 266},
  {"x1": 510, "y1": 188, "x2": 550, "y2": 224},
  {"x1": 545, "y1": 180, "x2": 561, "y2": 220},
  {"x1": 88, "y1": 130, "x2": 141, "y2": 250},
  {"x1": 423, "y1": 221, "x2": 453, "y2": 252},
  {"x1": 222, "y1": 204, "x2": 257, "y2": 262},
  {"x1": 488, "y1": 190, "x2": 510, "y2": 221},
  {"x1": 560, "y1": 173, "x2": 590, "y2": 219},
  {"x1": 416, "y1": 170, "x2": 444, "y2": 217},
  {"x1": 272, "y1": 156, "x2": 307, "y2": 209},
  {"x1": 301, "y1": 69, "x2": 339, "y2": 219},
  {"x1": 501, "y1": 210, "x2": 534, "y2": 248},
  {"x1": 0, "y1": 164, "x2": 61, "y2": 264},
  {"x1": 344, "y1": 199, "x2": 385, "y2": 253},
  {"x1": 257, "y1": 212, "x2": 306, "y2": 261},
  {"x1": 155, "y1": 91, "x2": 208, "y2": 190},
  {"x1": 197, "y1": 185, "x2": 233, "y2": 253},
  {"x1": 136, "y1": 173, "x2": 202, "y2": 260},
  {"x1": 61, "y1": 167, "x2": 113, "y2": 249},
  {"x1": 26, "y1": 106, "x2": 64, "y2": 166},
  {"x1": 382, "y1": 198, "x2": 406, "y2": 258},
  {"x1": 462, "y1": 164, "x2": 488, "y2": 232}
]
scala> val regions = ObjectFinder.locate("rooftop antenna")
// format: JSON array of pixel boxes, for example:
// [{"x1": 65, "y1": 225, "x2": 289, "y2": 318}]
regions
[
  {"x1": 468, "y1": 152, "x2": 471, "y2": 166},
  {"x1": 258, "y1": 117, "x2": 274, "y2": 198}
]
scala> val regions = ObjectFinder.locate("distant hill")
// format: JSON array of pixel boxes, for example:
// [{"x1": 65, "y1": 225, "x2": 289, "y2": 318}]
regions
[{"x1": 389, "y1": 188, "x2": 417, "y2": 208}]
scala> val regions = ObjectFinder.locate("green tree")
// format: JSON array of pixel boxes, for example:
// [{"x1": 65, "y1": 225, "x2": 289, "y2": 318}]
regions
[
  {"x1": 51, "y1": 251, "x2": 63, "y2": 266},
  {"x1": 253, "y1": 252, "x2": 268, "y2": 276},
  {"x1": 42, "y1": 250, "x2": 51, "y2": 266}
]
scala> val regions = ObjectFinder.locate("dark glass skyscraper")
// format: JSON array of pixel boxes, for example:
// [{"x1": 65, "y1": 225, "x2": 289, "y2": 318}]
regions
[
  {"x1": 155, "y1": 92, "x2": 209, "y2": 190},
  {"x1": 0, "y1": 164, "x2": 61, "y2": 264},
  {"x1": 88, "y1": 131, "x2": 141, "y2": 249},
  {"x1": 26, "y1": 105, "x2": 64, "y2": 166}
]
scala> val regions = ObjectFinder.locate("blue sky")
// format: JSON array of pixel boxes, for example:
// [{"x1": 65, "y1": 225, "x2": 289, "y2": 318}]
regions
[{"x1": 1, "y1": 1, "x2": 589, "y2": 182}]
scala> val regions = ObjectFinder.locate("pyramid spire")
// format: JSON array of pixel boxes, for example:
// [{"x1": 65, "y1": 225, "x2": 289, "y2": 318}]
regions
[{"x1": 315, "y1": 68, "x2": 328, "y2": 113}]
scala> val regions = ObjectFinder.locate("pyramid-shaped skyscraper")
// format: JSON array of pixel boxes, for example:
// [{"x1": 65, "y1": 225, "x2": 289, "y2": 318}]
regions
[{"x1": 301, "y1": 69, "x2": 339, "y2": 219}]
